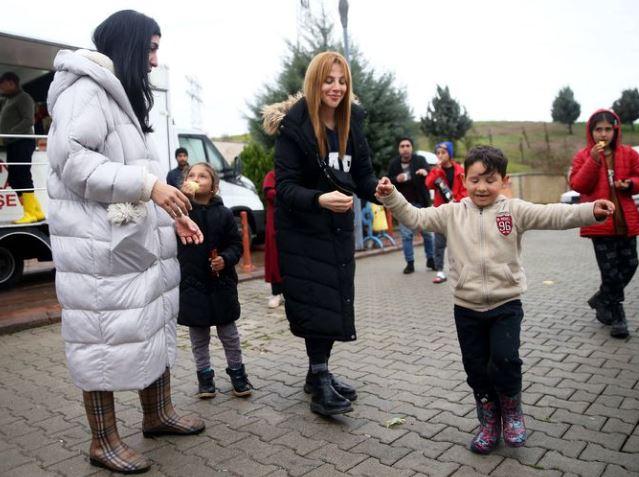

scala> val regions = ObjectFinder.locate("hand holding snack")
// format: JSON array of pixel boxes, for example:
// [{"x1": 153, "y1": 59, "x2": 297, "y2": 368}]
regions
[
  {"x1": 590, "y1": 140, "x2": 607, "y2": 162},
  {"x1": 181, "y1": 180, "x2": 200, "y2": 198}
]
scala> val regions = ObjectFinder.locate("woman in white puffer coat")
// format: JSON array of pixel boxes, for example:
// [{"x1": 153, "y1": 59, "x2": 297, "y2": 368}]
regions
[{"x1": 47, "y1": 10, "x2": 205, "y2": 474}]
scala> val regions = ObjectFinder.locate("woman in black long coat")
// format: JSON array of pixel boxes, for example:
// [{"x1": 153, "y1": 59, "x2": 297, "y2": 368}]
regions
[{"x1": 262, "y1": 51, "x2": 378, "y2": 416}]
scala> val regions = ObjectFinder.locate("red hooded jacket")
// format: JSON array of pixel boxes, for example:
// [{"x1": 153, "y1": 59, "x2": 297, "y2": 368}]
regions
[
  {"x1": 570, "y1": 109, "x2": 639, "y2": 237},
  {"x1": 426, "y1": 160, "x2": 467, "y2": 207}
]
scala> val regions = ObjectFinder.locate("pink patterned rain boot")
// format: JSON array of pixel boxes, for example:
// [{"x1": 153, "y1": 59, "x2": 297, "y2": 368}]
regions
[
  {"x1": 499, "y1": 392, "x2": 527, "y2": 447},
  {"x1": 470, "y1": 396, "x2": 501, "y2": 454}
]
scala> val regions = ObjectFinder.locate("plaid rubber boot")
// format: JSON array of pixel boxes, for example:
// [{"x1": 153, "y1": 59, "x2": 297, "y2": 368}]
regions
[
  {"x1": 139, "y1": 368, "x2": 205, "y2": 437},
  {"x1": 83, "y1": 391, "x2": 151, "y2": 474},
  {"x1": 499, "y1": 393, "x2": 527, "y2": 447},
  {"x1": 470, "y1": 396, "x2": 501, "y2": 454}
]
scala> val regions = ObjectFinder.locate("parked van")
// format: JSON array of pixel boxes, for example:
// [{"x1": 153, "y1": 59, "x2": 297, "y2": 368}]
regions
[{"x1": 0, "y1": 31, "x2": 264, "y2": 289}]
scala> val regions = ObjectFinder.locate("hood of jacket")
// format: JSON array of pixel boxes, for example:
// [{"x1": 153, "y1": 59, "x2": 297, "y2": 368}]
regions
[
  {"x1": 585, "y1": 108, "x2": 623, "y2": 150},
  {"x1": 261, "y1": 92, "x2": 364, "y2": 137},
  {"x1": 47, "y1": 49, "x2": 142, "y2": 136}
]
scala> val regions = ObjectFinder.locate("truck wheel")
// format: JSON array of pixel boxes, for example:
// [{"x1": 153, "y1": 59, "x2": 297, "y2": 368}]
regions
[{"x1": 0, "y1": 246, "x2": 24, "y2": 290}]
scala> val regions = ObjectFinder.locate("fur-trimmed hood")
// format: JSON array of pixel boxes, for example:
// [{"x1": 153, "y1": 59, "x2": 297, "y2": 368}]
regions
[{"x1": 261, "y1": 92, "x2": 363, "y2": 136}]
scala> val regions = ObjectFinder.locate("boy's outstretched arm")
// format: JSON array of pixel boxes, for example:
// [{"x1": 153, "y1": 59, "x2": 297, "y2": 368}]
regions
[
  {"x1": 514, "y1": 199, "x2": 614, "y2": 232},
  {"x1": 376, "y1": 177, "x2": 446, "y2": 234}
]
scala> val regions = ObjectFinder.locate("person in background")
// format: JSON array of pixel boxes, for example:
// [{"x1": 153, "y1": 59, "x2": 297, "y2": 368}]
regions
[
  {"x1": 166, "y1": 147, "x2": 189, "y2": 188},
  {"x1": 426, "y1": 141, "x2": 467, "y2": 284},
  {"x1": 570, "y1": 109, "x2": 639, "y2": 339},
  {"x1": 0, "y1": 71, "x2": 44, "y2": 224},
  {"x1": 387, "y1": 137, "x2": 434, "y2": 274},
  {"x1": 263, "y1": 168, "x2": 284, "y2": 308}
]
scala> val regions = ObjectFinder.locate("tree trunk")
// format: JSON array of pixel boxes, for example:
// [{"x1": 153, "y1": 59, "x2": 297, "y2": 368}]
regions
[{"x1": 568, "y1": 123, "x2": 573, "y2": 135}]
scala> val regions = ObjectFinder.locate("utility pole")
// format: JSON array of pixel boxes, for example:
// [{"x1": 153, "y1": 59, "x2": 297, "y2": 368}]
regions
[
  {"x1": 185, "y1": 75, "x2": 203, "y2": 130},
  {"x1": 338, "y1": 0, "x2": 364, "y2": 250}
]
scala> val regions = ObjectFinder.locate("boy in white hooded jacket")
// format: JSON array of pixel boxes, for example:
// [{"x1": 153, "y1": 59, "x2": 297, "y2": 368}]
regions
[{"x1": 376, "y1": 145, "x2": 614, "y2": 454}]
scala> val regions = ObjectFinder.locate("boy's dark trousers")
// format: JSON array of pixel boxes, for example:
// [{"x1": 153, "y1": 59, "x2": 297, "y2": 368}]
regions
[
  {"x1": 454, "y1": 300, "x2": 524, "y2": 399},
  {"x1": 592, "y1": 237, "x2": 638, "y2": 305}
]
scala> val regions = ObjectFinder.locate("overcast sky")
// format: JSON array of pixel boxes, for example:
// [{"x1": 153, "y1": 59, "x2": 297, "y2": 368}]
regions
[{"x1": 2, "y1": 0, "x2": 638, "y2": 136}]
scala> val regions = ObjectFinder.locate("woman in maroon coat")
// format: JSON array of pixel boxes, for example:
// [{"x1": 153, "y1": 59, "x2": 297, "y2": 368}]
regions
[
  {"x1": 263, "y1": 169, "x2": 283, "y2": 308},
  {"x1": 570, "y1": 109, "x2": 639, "y2": 339}
]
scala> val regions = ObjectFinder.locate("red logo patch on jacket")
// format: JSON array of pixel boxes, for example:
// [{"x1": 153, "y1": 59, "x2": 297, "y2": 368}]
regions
[{"x1": 496, "y1": 214, "x2": 513, "y2": 236}]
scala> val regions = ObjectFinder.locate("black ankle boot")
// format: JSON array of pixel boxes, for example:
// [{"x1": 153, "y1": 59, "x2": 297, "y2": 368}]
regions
[
  {"x1": 588, "y1": 292, "x2": 613, "y2": 325},
  {"x1": 226, "y1": 364, "x2": 253, "y2": 397},
  {"x1": 304, "y1": 371, "x2": 357, "y2": 401},
  {"x1": 427, "y1": 257, "x2": 436, "y2": 271},
  {"x1": 610, "y1": 304, "x2": 629, "y2": 339},
  {"x1": 196, "y1": 369, "x2": 216, "y2": 399},
  {"x1": 309, "y1": 370, "x2": 353, "y2": 416},
  {"x1": 403, "y1": 261, "x2": 415, "y2": 274}
]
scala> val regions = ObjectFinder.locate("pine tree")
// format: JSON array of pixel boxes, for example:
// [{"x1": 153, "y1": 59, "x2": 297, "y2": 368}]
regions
[
  {"x1": 551, "y1": 86, "x2": 581, "y2": 134},
  {"x1": 612, "y1": 88, "x2": 639, "y2": 131},
  {"x1": 419, "y1": 85, "x2": 472, "y2": 142},
  {"x1": 246, "y1": 11, "x2": 413, "y2": 174}
]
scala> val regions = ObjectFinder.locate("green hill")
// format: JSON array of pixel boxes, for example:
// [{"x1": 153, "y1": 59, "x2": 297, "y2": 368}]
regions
[{"x1": 415, "y1": 121, "x2": 639, "y2": 174}]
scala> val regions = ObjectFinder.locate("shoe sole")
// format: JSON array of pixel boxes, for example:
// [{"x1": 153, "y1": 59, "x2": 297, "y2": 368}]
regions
[
  {"x1": 90, "y1": 457, "x2": 151, "y2": 474},
  {"x1": 196, "y1": 392, "x2": 216, "y2": 399},
  {"x1": 232, "y1": 389, "x2": 253, "y2": 397},
  {"x1": 310, "y1": 402, "x2": 353, "y2": 416},
  {"x1": 303, "y1": 384, "x2": 357, "y2": 402},
  {"x1": 142, "y1": 425, "x2": 205, "y2": 438}
]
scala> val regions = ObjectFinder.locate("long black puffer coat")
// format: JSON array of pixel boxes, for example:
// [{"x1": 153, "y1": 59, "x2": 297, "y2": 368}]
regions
[
  {"x1": 177, "y1": 197, "x2": 243, "y2": 327},
  {"x1": 263, "y1": 95, "x2": 378, "y2": 341}
]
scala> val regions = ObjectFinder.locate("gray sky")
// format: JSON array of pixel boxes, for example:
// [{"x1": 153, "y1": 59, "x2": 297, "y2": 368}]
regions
[{"x1": 2, "y1": 0, "x2": 638, "y2": 136}]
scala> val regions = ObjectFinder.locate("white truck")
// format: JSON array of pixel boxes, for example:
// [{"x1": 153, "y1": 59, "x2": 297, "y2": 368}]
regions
[{"x1": 0, "y1": 31, "x2": 264, "y2": 289}]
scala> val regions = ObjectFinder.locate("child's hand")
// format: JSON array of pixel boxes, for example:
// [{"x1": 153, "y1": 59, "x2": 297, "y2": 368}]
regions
[
  {"x1": 210, "y1": 256, "x2": 225, "y2": 272},
  {"x1": 614, "y1": 179, "x2": 632, "y2": 191},
  {"x1": 375, "y1": 177, "x2": 394, "y2": 199},
  {"x1": 415, "y1": 168, "x2": 428, "y2": 177},
  {"x1": 593, "y1": 199, "x2": 615, "y2": 220},
  {"x1": 175, "y1": 216, "x2": 204, "y2": 245},
  {"x1": 590, "y1": 141, "x2": 606, "y2": 162},
  {"x1": 181, "y1": 181, "x2": 198, "y2": 199}
]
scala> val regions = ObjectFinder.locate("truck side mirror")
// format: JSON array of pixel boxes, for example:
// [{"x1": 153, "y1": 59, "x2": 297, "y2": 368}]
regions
[{"x1": 233, "y1": 156, "x2": 243, "y2": 176}]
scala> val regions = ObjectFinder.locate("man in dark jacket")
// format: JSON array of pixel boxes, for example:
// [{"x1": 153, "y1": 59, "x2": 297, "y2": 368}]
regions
[
  {"x1": 166, "y1": 147, "x2": 189, "y2": 188},
  {"x1": 387, "y1": 137, "x2": 435, "y2": 273}
]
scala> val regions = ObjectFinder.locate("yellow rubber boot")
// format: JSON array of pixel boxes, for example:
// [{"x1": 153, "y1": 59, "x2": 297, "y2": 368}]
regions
[
  {"x1": 30, "y1": 193, "x2": 46, "y2": 221},
  {"x1": 13, "y1": 193, "x2": 41, "y2": 224}
]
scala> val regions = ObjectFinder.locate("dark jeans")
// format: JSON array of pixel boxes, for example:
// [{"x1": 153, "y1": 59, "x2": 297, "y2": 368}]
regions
[
  {"x1": 454, "y1": 300, "x2": 524, "y2": 399},
  {"x1": 305, "y1": 338, "x2": 334, "y2": 365},
  {"x1": 271, "y1": 282, "x2": 284, "y2": 296},
  {"x1": 6, "y1": 139, "x2": 35, "y2": 195},
  {"x1": 592, "y1": 237, "x2": 638, "y2": 305},
  {"x1": 434, "y1": 232, "x2": 447, "y2": 271}
]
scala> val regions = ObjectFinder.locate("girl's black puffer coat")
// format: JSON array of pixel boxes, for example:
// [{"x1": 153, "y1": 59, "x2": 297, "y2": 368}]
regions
[{"x1": 177, "y1": 197, "x2": 243, "y2": 327}]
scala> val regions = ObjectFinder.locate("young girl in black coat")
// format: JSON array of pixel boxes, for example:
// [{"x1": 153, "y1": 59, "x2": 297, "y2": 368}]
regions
[{"x1": 178, "y1": 162, "x2": 253, "y2": 398}]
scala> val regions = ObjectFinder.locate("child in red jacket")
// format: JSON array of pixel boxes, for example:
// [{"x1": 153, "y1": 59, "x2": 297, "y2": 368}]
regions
[
  {"x1": 570, "y1": 109, "x2": 639, "y2": 338},
  {"x1": 426, "y1": 141, "x2": 467, "y2": 283}
]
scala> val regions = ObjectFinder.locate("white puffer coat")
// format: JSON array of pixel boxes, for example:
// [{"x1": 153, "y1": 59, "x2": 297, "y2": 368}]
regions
[{"x1": 47, "y1": 49, "x2": 178, "y2": 391}]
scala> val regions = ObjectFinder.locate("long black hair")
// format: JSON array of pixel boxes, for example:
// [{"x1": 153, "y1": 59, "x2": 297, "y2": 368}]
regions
[{"x1": 93, "y1": 10, "x2": 161, "y2": 133}]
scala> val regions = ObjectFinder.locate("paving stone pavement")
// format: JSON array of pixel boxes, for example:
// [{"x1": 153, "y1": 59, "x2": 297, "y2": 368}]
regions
[{"x1": 1, "y1": 229, "x2": 638, "y2": 476}]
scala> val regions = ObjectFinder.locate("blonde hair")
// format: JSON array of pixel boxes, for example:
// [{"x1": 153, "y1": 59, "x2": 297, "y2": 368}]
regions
[
  {"x1": 303, "y1": 51, "x2": 352, "y2": 159},
  {"x1": 186, "y1": 162, "x2": 218, "y2": 199}
]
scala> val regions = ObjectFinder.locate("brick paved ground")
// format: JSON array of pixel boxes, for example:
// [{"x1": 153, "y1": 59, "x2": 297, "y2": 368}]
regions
[{"x1": 0, "y1": 229, "x2": 638, "y2": 476}]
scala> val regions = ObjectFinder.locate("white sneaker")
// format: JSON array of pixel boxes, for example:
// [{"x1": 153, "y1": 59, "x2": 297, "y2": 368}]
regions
[{"x1": 268, "y1": 294, "x2": 283, "y2": 308}]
